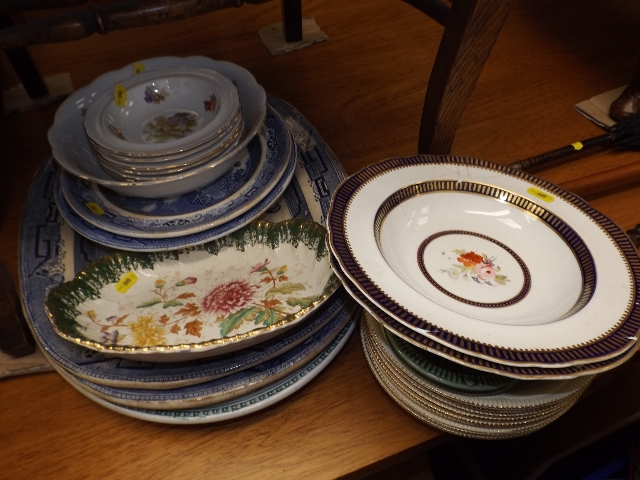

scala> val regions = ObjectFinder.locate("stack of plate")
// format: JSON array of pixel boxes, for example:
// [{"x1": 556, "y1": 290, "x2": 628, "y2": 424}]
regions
[
  {"x1": 48, "y1": 57, "x2": 297, "y2": 252},
  {"x1": 19, "y1": 77, "x2": 360, "y2": 423},
  {"x1": 328, "y1": 155, "x2": 640, "y2": 439},
  {"x1": 83, "y1": 67, "x2": 244, "y2": 182}
]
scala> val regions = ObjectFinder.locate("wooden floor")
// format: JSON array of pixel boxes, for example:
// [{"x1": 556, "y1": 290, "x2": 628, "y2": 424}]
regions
[{"x1": 2, "y1": 0, "x2": 640, "y2": 478}]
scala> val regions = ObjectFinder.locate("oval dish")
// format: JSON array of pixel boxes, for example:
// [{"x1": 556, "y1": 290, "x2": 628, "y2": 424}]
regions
[{"x1": 44, "y1": 219, "x2": 339, "y2": 360}]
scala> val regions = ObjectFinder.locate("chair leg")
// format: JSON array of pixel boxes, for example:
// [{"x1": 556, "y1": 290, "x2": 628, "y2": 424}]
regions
[
  {"x1": 609, "y1": 57, "x2": 640, "y2": 122},
  {"x1": 281, "y1": 0, "x2": 302, "y2": 43},
  {"x1": 418, "y1": 0, "x2": 514, "y2": 154}
]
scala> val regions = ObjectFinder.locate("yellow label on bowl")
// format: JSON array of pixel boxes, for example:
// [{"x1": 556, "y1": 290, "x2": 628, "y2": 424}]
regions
[
  {"x1": 115, "y1": 272, "x2": 138, "y2": 293},
  {"x1": 114, "y1": 84, "x2": 127, "y2": 107},
  {"x1": 85, "y1": 202, "x2": 104, "y2": 215},
  {"x1": 527, "y1": 187, "x2": 554, "y2": 203},
  {"x1": 133, "y1": 62, "x2": 145, "y2": 75}
]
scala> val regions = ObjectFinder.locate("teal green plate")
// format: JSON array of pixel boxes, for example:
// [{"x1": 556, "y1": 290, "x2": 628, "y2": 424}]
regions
[{"x1": 383, "y1": 329, "x2": 519, "y2": 395}]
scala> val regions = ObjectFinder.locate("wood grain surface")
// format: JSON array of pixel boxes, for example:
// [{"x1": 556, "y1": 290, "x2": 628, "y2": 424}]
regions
[{"x1": 1, "y1": 0, "x2": 640, "y2": 478}]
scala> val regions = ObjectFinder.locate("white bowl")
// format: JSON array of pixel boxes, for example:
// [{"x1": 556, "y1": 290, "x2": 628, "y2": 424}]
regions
[
  {"x1": 84, "y1": 67, "x2": 240, "y2": 156},
  {"x1": 95, "y1": 118, "x2": 244, "y2": 178},
  {"x1": 328, "y1": 155, "x2": 640, "y2": 359},
  {"x1": 48, "y1": 56, "x2": 266, "y2": 198}
]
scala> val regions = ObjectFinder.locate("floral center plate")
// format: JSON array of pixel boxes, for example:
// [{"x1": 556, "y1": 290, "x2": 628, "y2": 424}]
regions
[
  {"x1": 329, "y1": 156, "x2": 639, "y2": 357},
  {"x1": 44, "y1": 219, "x2": 339, "y2": 360}
]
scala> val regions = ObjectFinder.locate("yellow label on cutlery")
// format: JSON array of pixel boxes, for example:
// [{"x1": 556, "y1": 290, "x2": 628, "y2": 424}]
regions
[
  {"x1": 527, "y1": 187, "x2": 554, "y2": 203},
  {"x1": 85, "y1": 202, "x2": 104, "y2": 215},
  {"x1": 114, "y1": 84, "x2": 127, "y2": 107},
  {"x1": 115, "y1": 272, "x2": 138, "y2": 293},
  {"x1": 133, "y1": 62, "x2": 145, "y2": 75}
]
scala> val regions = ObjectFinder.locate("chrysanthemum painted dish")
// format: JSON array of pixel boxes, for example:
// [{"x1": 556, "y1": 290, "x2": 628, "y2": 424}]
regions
[
  {"x1": 48, "y1": 56, "x2": 266, "y2": 198},
  {"x1": 44, "y1": 219, "x2": 339, "y2": 360},
  {"x1": 59, "y1": 106, "x2": 292, "y2": 239},
  {"x1": 332, "y1": 253, "x2": 638, "y2": 377},
  {"x1": 328, "y1": 156, "x2": 640, "y2": 366}
]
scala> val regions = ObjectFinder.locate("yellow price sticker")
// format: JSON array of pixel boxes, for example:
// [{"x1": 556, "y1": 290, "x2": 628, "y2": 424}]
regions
[
  {"x1": 85, "y1": 202, "x2": 104, "y2": 215},
  {"x1": 115, "y1": 272, "x2": 138, "y2": 294},
  {"x1": 527, "y1": 187, "x2": 554, "y2": 203},
  {"x1": 133, "y1": 62, "x2": 145, "y2": 75},
  {"x1": 114, "y1": 84, "x2": 127, "y2": 107}
]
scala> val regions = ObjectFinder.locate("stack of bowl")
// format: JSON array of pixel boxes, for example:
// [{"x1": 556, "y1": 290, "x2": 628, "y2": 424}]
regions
[
  {"x1": 83, "y1": 67, "x2": 244, "y2": 183},
  {"x1": 47, "y1": 57, "x2": 301, "y2": 252},
  {"x1": 327, "y1": 155, "x2": 640, "y2": 439}
]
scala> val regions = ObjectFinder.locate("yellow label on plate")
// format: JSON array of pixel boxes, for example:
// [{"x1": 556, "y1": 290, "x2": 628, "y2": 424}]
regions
[
  {"x1": 114, "y1": 84, "x2": 127, "y2": 107},
  {"x1": 571, "y1": 141, "x2": 584, "y2": 151},
  {"x1": 115, "y1": 272, "x2": 138, "y2": 293},
  {"x1": 133, "y1": 62, "x2": 145, "y2": 75},
  {"x1": 85, "y1": 202, "x2": 104, "y2": 215},
  {"x1": 527, "y1": 187, "x2": 554, "y2": 203}
]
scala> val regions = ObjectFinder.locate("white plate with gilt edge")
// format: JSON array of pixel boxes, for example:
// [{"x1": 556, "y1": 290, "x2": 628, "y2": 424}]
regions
[
  {"x1": 328, "y1": 155, "x2": 640, "y2": 366},
  {"x1": 48, "y1": 319, "x2": 355, "y2": 423},
  {"x1": 59, "y1": 105, "x2": 293, "y2": 239},
  {"x1": 332, "y1": 254, "x2": 638, "y2": 378},
  {"x1": 47, "y1": 299, "x2": 355, "y2": 410},
  {"x1": 44, "y1": 219, "x2": 339, "y2": 361}
]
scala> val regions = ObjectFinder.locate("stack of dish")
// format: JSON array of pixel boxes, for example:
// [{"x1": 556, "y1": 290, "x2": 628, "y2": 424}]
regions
[
  {"x1": 328, "y1": 155, "x2": 640, "y2": 439},
  {"x1": 19, "y1": 70, "x2": 360, "y2": 423},
  {"x1": 48, "y1": 57, "x2": 297, "y2": 252},
  {"x1": 83, "y1": 67, "x2": 244, "y2": 183}
]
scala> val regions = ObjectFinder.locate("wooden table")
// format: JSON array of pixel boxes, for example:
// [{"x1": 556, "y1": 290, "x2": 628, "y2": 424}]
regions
[{"x1": 2, "y1": 0, "x2": 640, "y2": 477}]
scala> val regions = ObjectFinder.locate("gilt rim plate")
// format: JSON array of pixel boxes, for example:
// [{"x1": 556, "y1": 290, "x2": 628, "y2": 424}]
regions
[
  {"x1": 328, "y1": 156, "x2": 640, "y2": 365},
  {"x1": 332, "y1": 254, "x2": 638, "y2": 376}
]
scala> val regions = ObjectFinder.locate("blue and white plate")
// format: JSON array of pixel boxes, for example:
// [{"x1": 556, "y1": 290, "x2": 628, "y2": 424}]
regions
[
  {"x1": 59, "y1": 106, "x2": 293, "y2": 239},
  {"x1": 53, "y1": 129, "x2": 296, "y2": 251},
  {"x1": 58, "y1": 288, "x2": 355, "y2": 389},
  {"x1": 53, "y1": 319, "x2": 355, "y2": 424},
  {"x1": 54, "y1": 302, "x2": 356, "y2": 409}
]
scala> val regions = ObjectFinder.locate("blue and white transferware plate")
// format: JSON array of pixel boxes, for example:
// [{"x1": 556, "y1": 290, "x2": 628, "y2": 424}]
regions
[
  {"x1": 328, "y1": 156, "x2": 640, "y2": 368},
  {"x1": 49, "y1": 300, "x2": 355, "y2": 409},
  {"x1": 53, "y1": 123, "x2": 296, "y2": 251},
  {"x1": 59, "y1": 106, "x2": 293, "y2": 239},
  {"x1": 56, "y1": 288, "x2": 356, "y2": 389},
  {"x1": 52, "y1": 319, "x2": 355, "y2": 424}
]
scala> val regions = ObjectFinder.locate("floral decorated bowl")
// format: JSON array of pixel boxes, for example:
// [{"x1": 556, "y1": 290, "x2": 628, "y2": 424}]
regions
[
  {"x1": 328, "y1": 155, "x2": 640, "y2": 364},
  {"x1": 47, "y1": 56, "x2": 266, "y2": 198},
  {"x1": 44, "y1": 219, "x2": 339, "y2": 361},
  {"x1": 84, "y1": 67, "x2": 240, "y2": 157}
]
